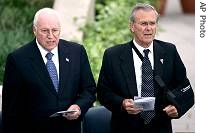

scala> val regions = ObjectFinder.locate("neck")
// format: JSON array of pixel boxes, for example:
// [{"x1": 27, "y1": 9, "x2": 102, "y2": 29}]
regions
[{"x1": 134, "y1": 39, "x2": 151, "y2": 48}]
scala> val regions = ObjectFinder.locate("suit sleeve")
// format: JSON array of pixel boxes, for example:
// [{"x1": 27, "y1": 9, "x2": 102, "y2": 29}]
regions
[
  {"x1": 74, "y1": 46, "x2": 96, "y2": 117},
  {"x1": 97, "y1": 49, "x2": 125, "y2": 113},
  {"x1": 171, "y1": 45, "x2": 190, "y2": 89},
  {"x1": 2, "y1": 54, "x2": 23, "y2": 133},
  {"x1": 170, "y1": 45, "x2": 194, "y2": 117}
]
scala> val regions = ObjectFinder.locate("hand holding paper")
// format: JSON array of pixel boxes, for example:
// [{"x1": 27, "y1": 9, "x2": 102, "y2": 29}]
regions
[{"x1": 134, "y1": 97, "x2": 155, "y2": 111}]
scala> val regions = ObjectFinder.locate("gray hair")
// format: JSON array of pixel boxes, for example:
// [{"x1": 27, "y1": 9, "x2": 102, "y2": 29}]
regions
[
  {"x1": 33, "y1": 8, "x2": 61, "y2": 27},
  {"x1": 129, "y1": 3, "x2": 159, "y2": 23}
]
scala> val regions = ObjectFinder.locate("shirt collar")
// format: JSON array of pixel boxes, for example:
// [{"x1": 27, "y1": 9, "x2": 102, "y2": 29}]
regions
[
  {"x1": 133, "y1": 39, "x2": 153, "y2": 55},
  {"x1": 36, "y1": 39, "x2": 58, "y2": 59}
]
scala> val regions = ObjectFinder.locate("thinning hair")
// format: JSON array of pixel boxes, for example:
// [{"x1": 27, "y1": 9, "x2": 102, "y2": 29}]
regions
[
  {"x1": 33, "y1": 8, "x2": 61, "y2": 27},
  {"x1": 129, "y1": 3, "x2": 159, "y2": 23}
]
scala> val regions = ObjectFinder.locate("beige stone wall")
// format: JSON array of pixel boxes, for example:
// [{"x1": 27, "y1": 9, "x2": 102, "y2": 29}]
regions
[{"x1": 53, "y1": 0, "x2": 95, "y2": 42}]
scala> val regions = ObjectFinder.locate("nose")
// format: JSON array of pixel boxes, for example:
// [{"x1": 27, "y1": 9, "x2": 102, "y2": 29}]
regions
[
  {"x1": 145, "y1": 25, "x2": 152, "y2": 31},
  {"x1": 47, "y1": 31, "x2": 54, "y2": 38}
]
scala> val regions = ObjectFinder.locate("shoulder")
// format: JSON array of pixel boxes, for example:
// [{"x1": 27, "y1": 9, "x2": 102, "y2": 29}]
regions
[
  {"x1": 104, "y1": 41, "x2": 131, "y2": 55},
  {"x1": 58, "y1": 39, "x2": 89, "y2": 58},
  {"x1": 59, "y1": 39, "x2": 83, "y2": 49},
  {"x1": 154, "y1": 39, "x2": 176, "y2": 49},
  {"x1": 9, "y1": 39, "x2": 36, "y2": 57},
  {"x1": 153, "y1": 39, "x2": 179, "y2": 55},
  {"x1": 59, "y1": 39, "x2": 87, "y2": 53}
]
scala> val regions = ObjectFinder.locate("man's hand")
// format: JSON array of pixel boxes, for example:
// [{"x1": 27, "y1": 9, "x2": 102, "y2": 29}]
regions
[
  {"x1": 163, "y1": 105, "x2": 178, "y2": 118},
  {"x1": 122, "y1": 99, "x2": 143, "y2": 114},
  {"x1": 63, "y1": 104, "x2": 81, "y2": 120}
]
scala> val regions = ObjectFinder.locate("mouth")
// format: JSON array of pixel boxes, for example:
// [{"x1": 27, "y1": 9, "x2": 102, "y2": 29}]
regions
[
  {"x1": 144, "y1": 34, "x2": 153, "y2": 38},
  {"x1": 47, "y1": 41, "x2": 55, "y2": 44},
  {"x1": 144, "y1": 33, "x2": 152, "y2": 36}
]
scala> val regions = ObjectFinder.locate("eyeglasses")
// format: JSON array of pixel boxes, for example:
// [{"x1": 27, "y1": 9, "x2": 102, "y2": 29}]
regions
[
  {"x1": 135, "y1": 21, "x2": 157, "y2": 26},
  {"x1": 39, "y1": 28, "x2": 60, "y2": 36}
]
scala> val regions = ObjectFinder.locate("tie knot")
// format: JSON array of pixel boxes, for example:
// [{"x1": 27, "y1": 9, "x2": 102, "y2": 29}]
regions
[
  {"x1": 46, "y1": 52, "x2": 54, "y2": 60},
  {"x1": 143, "y1": 49, "x2": 150, "y2": 58}
]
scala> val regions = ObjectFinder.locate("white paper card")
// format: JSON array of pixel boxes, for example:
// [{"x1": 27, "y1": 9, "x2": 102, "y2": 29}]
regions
[
  {"x1": 134, "y1": 97, "x2": 155, "y2": 111},
  {"x1": 50, "y1": 109, "x2": 78, "y2": 117}
]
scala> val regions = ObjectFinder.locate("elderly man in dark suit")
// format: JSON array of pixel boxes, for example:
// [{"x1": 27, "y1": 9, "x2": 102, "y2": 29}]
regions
[
  {"x1": 2, "y1": 8, "x2": 96, "y2": 133},
  {"x1": 97, "y1": 3, "x2": 193, "y2": 133}
]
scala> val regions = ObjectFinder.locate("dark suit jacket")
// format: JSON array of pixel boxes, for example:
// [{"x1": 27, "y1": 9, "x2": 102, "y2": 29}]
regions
[
  {"x1": 2, "y1": 39, "x2": 96, "y2": 133},
  {"x1": 97, "y1": 40, "x2": 192, "y2": 133}
]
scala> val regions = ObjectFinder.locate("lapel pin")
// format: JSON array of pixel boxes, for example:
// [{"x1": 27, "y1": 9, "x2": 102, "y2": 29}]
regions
[
  {"x1": 160, "y1": 59, "x2": 164, "y2": 64},
  {"x1": 66, "y1": 58, "x2": 69, "y2": 62}
]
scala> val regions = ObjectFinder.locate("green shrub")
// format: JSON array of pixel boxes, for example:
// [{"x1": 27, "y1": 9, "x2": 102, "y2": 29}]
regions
[{"x1": 82, "y1": 0, "x2": 150, "y2": 82}]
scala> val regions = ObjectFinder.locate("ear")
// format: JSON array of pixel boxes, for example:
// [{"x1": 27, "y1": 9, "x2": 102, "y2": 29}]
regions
[
  {"x1": 129, "y1": 23, "x2": 134, "y2": 32},
  {"x1": 33, "y1": 26, "x2": 37, "y2": 36}
]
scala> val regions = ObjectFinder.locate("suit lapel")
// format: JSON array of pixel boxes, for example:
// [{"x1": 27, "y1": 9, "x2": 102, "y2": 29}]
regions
[
  {"x1": 57, "y1": 42, "x2": 72, "y2": 94},
  {"x1": 120, "y1": 42, "x2": 138, "y2": 97},
  {"x1": 29, "y1": 41, "x2": 58, "y2": 95},
  {"x1": 153, "y1": 40, "x2": 166, "y2": 77},
  {"x1": 153, "y1": 40, "x2": 166, "y2": 96}
]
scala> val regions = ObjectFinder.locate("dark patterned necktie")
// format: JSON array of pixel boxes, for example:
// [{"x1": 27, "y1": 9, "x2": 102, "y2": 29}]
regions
[
  {"x1": 140, "y1": 49, "x2": 155, "y2": 123},
  {"x1": 46, "y1": 52, "x2": 59, "y2": 92}
]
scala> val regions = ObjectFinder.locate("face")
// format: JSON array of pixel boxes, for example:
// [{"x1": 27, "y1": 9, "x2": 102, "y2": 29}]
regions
[
  {"x1": 33, "y1": 12, "x2": 60, "y2": 51},
  {"x1": 130, "y1": 9, "x2": 157, "y2": 47}
]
